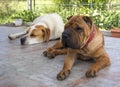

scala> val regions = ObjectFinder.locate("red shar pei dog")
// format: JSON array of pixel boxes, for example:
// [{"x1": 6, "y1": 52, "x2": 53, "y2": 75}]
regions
[{"x1": 44, "y1": 15, "x2": 111, "y2": 80}]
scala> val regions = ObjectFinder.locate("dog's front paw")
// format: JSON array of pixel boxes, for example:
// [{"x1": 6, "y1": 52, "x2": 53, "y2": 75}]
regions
[
  {"x1": 43, "y1": 48, "x2": 52, "y2": 56},
  {"x1": 43, "y1": 48, "x2": 56, "y2": 59},
  {"x1": 57, "y1": 70, "x2": 71, "y2": 80},
  {"x1": 86, "y1": 68, "x2": 97, "y2": 78},
  {"x1": 8, "y1": 35, "x2": 15, "y2": 40}
]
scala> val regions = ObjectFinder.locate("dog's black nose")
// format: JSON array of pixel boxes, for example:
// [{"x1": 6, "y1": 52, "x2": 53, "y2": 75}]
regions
[
  {"x1": 20, "y1": 37, "x2": 26, "y2": 45},
  {"x1": 62, "y1": 33, "x2": 69, "y2": 38},
  {"x1": 62, "y1": 29, "x2": 71, "y2": 38}
]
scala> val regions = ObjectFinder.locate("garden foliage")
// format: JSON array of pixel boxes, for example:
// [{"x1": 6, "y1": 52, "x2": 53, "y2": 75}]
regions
[{"x1": 0, "y1": 0, "x2": 119, "y2": 30}]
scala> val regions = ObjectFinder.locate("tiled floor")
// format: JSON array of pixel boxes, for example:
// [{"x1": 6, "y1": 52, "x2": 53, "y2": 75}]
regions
[{"x1": 0, "y1": 26, "x2": 120, "y2": 87}]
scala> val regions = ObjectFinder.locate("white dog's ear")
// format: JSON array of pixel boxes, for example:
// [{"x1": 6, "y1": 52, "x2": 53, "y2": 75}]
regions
[
  {"x1": 83, "y1": 16, "x2": 93, "y2": 28},
  {"x1": 67, "y1": 15, "x2": 73, "y2": 20},
  {"x1": 43, "y1": 28, "x2": 50, "y2": 42}
]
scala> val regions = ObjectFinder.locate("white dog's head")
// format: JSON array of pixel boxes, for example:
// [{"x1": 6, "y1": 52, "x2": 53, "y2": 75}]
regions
[{"x1": 21, "y1": 25, "x2": 50, "y2": 45}]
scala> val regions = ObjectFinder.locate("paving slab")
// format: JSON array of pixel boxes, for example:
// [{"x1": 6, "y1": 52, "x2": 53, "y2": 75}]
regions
[{"x1": 0, "y1": 26, "x2": 120, "y2": 87}]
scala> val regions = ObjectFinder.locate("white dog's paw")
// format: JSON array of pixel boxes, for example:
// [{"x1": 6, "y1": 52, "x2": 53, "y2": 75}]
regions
[{"x1": 8, "y1": 34, "x2": 16, "y2": 40}]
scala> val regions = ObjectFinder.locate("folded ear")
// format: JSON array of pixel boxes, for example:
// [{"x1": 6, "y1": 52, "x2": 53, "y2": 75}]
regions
[
  {"x1": 44, "y1": 28, "x2": 50, "y2": 42},
  {"x1": 67, "y1": 15, "x2": 73, "y2": 20},
  {"x1": 83, "y1": 16, "x2": 93, "y2": 28}
]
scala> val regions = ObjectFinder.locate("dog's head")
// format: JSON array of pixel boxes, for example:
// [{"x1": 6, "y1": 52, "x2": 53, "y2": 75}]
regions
[
  {"x1": 62, "y1": 15, "x2": 94, "y2": 49},
  {"x1": 21, "y1": 25, "x2": 50, "y2": 45}
]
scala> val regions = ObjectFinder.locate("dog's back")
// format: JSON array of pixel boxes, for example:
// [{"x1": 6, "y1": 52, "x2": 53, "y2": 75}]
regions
[{"x1": 33, "y1": 13, "x2": 64, "y2": 40}]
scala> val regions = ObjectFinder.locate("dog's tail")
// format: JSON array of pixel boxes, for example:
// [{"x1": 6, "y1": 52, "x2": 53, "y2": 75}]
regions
[{"x1": 8, "y1": 31, "x2": 26, "y2": 40}]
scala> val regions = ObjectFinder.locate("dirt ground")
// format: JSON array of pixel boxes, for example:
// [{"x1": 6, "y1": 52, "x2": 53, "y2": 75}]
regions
[{"x1": 0, "y1": 26, "x2": 120, "y2": 87}]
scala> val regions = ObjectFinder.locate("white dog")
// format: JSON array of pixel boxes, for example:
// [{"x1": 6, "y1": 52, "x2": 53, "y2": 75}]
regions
[{"x1": 8, "y1": 13, "x2": 64, "y2": 45}]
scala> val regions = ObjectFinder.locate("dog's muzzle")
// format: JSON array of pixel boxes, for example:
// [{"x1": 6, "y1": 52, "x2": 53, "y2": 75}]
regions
[
  {"x1": 20, "y1": 37, "x2": 26, "y2": 45},
  {"x1": 62, "y1": 29, "x2": 80, "y2": 49},
  {"x1": 62, "y1": 29, "x2": 72, "y2": 48}
]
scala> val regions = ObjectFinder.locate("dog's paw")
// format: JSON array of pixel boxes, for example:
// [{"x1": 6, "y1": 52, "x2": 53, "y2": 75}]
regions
[
  {"x1": 43, "y1": 48, "x2": 51, "y2": 56},
  {"x1": 86, "y1": 68, "x2": 97, "y2": 78},
  {"x1": 57, "y1": 70, "x2": 71, "y2": 80},
  {"x1": 8, "y1": 35, "x2": 15, "y2": 40},
  {"x1": 43, "y1": 48, "x2": 56, "y2": 59}
]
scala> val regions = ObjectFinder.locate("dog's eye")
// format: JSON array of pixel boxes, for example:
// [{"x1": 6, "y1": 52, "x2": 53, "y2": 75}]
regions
[
  {"x1": 76, "y1": 27, "x2": 82, "y2": 31},
  {"x1": 31, "y1": 34, "x2": 36, "y2": 37},
  {"x1": 41, "y1": 29, "x2": 44, "y2": 33}
]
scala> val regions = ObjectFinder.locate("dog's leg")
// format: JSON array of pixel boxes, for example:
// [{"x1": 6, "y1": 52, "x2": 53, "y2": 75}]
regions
[
  {"x1": 44, "y1": 48, "x2": 67, "y2": 59},
  {"x1": 86, "y1": 49, "x2": 111, "y2": 78},
  {"x1": 57, "y1": 48, "x2": 77, "y2": 80},
  {"x1": 43, "y1": 40, "x2": 67, "y2": 58},
  {"x1": 8, "y1": 31, "x2": 27, "y2": 40},
  {"x1": 49, "y1": 40, "x2": 63, "y2": 49}
]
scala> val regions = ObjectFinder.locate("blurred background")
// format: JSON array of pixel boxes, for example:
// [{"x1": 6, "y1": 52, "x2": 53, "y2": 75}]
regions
[{"x1": 0, "y1": 0, "x2": 119, "y2": 30}]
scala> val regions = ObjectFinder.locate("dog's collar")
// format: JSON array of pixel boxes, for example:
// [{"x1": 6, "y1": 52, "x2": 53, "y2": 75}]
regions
[{"x1": 81, "y1": 26, "x2": 96, "y2": 49}]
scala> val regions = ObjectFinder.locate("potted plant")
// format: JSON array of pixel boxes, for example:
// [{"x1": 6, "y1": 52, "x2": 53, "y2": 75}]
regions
[
  {"x1": 110, "y1": 28, "x2": 120, "y2": 38},
  {"x1": 13, "y1": 17, "x2": 23, "y2": 26},
  {"x1": 11, "y1": 14, "x2": 23, "y2": 26}
]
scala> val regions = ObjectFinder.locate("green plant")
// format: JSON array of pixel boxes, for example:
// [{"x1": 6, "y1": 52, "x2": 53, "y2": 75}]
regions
[
  {"x1": 10, "y1": 10, "x2": 40, "y2": 22},
  {"x1": 0, "y1": 0, "x2": 119, "y2": 30},
  {"x1": 91, "y1": 10, "x2": 120, "y2": 30}
]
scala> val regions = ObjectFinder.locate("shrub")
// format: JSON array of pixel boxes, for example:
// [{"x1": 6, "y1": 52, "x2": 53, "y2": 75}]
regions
[
  {"x1": 91, "y1": 10, "x2": 120, "y2": 30},
  {"x1": 0, "y1": 2, "x2": 119, "y2": 30},
  {"x1": 10, "y1": 10, "x2": 40, "y2": 22}
]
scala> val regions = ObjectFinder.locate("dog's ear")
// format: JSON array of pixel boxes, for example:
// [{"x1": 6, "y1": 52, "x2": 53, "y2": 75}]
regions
[
  {"x1": 43, "y1": 28, "x2": 50, "y2": 42},
  {"x1": 83, "y1": 16, "x2": 93, "y2": 28},
  {"x1": 67, "y1": 15, "x2": 73, "y2": 20}
]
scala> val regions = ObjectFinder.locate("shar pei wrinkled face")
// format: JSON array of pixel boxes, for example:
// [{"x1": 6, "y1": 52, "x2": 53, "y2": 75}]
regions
[{"x1": 62, "y1": 15, "x2": 93, "y2": 49}]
